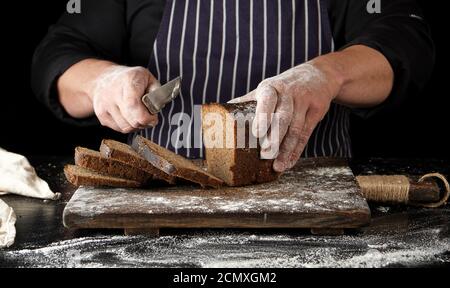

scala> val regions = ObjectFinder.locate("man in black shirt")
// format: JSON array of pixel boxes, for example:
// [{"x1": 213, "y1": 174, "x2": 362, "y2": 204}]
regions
[{"x1": 32, "y1": 0, "x2": 434, "y2": 172}]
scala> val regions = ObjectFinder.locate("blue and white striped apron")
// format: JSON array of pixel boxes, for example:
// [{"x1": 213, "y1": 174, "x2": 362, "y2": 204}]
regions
[{"x1": 134, "y1": 0, "x2": 352, "y2": 159}]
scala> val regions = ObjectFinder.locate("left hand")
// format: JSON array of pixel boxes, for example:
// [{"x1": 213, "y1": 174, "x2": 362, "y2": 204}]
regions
[{"x1": 229, "y1": 62, "x2": 342, "y2": 173}]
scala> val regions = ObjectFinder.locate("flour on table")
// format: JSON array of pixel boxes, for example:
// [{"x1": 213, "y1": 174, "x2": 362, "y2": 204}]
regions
[{"x1": 2, "y1": 221, "x2": 449, "y2": 268}]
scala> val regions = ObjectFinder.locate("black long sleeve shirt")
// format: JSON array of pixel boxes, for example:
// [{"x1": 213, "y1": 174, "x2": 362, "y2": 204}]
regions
[{"x1": 31, "y1": 0, "x2": 435, "y2": 126}]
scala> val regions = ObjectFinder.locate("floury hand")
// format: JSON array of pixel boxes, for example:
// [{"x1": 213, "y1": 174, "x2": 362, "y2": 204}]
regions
[{"x1": 229, "y1": 62, "x2": 341, "y2": 172}]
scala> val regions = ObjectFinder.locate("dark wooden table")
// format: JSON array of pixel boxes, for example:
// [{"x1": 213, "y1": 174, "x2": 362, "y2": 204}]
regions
[{"x1": 0, "y1": 157, "x2": 449, "y2": 268}]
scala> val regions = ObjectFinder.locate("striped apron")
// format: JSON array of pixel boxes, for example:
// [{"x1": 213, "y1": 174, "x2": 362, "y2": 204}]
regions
[{"x1": 134, "y1": 0, "x2": 352, "y2": 159}]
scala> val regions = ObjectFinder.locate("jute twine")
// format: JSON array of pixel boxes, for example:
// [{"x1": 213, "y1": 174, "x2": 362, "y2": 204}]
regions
[
  {"x1": 356, "y1": 173, "x2": 449, "y2": 208},
  {"x1": 417, "y1": 173, "x2": 450, "y2": 208}
]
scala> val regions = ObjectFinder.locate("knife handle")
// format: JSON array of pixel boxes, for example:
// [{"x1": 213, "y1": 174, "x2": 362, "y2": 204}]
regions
[{"x1": 141, "y1": 94, "x2": 161, "y2": 115}]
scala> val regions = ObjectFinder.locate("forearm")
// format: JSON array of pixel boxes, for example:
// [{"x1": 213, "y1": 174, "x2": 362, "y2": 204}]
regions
[
  {"x1": 57, "y1": 59, "x2": 117, "y2": 119},
  {"x1": 311, "y1": 45, "x2": 394, "y2": 108}
]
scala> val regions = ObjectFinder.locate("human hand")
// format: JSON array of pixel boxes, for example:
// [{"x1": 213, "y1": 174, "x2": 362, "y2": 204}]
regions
[
  {"x1": 91, "y1": 65, "x2": 161, "y2": 133},
  {"x1": 229, "y1": 62, "x2": 343, "y2": 172}
]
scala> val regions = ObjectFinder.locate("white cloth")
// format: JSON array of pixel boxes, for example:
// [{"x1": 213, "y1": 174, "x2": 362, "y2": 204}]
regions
[
  {"x1": 0, "y1": 148, "x2": 60, "y2": 200},
  {"x1": 0, "y1": 199, "x2": 16, "y2": 248},
  {"x1": 0, "y1": 148, "x2": 60, "y2": 248}
]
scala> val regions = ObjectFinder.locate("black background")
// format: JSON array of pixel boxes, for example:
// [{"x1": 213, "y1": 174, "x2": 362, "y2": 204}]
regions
[{"x1": 1, "y1": 0, "x2": 448, "y2": 158}]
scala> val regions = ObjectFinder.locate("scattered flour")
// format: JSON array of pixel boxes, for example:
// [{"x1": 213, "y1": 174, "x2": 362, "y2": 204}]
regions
[
  {"x1": 377, "y1": 206, "x2": 391, "y2": 213},
  {"x1": 1, "y1": 222, "x2": 448, "y2": 268},
  {"x1": 2, "y1": 159, "x2": 446, "y2": 268}
]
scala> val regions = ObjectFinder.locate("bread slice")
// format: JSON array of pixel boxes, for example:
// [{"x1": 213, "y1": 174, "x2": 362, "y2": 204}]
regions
[
  {"x1": 74, "y1": 147, "x2": 152, "y2": 184},
  {"x1": 132, "y1": 135, "x2": 223, "y2": 188},
  {"x1": 100, "y1": 139, "x2": 176, "y2": 184},
  {"x1": 202, "y1": 101, "x2": 281, "y2": 186},
  {"x1": 64, "y1": 165, "x2": 141, "y2": 188}
]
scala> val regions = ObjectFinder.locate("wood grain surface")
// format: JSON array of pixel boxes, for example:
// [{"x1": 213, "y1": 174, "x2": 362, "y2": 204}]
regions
[{"x1": 63, "y1": 158, "x2": 371, "y2": 231}]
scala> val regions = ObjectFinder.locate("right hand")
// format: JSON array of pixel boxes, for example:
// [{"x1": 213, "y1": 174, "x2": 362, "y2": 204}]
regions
[{"x1": 91, "y1": 65, "x2": 160, "y2": 133}]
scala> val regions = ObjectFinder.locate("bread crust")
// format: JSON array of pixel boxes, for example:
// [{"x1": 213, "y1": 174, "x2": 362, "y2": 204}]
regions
[
  {"x1": 100, "y1": 139, "x2": 177, "y2": 184},
  {"x1": 75, "y1": 147, "x2": 151, "y2": 183},
  {"x1": 64, "y1": 165, "x2": 141, "y2": 188},
  {"x1": 202, "y1": 101, "x2": 281, "y2": 186},
  {"x1": 132, "y1": 136, "x2": 223, "y2": 188}
]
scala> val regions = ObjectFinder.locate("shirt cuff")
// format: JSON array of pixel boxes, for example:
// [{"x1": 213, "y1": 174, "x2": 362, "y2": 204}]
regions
[{"x1": 38, "y1": 53, "x2": 100, "y2": 127}]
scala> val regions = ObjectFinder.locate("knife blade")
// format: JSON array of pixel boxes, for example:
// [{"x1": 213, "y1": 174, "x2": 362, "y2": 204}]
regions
[{"x1": 142, "y1": 77, "x2": 181, "y2": 115}]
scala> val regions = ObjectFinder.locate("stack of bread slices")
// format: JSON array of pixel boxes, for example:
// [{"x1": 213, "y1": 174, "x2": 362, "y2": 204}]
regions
[
  {"x1": 65, "y1": 137, "x2": 224, "y2": 189},
  {"x1": 64, "y1": 102, "x2": 280, "y2": 189}
]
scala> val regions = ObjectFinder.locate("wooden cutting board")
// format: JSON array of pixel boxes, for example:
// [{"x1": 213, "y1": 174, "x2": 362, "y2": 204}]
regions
[{"x1": 63, "y1": 158, "x2": 370, "y2": 235}]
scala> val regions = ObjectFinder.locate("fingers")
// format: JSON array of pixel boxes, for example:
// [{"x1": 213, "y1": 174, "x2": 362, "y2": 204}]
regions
[
  {"x1": 120, "y1": 103, "x2": 158, "y2": 129},
  {"x1": 148, "y1": 72, "x2": 161, "y2": 93},
  {"x1": 227, "y1": 90, "x2": 256, "y2": 104},
  {"x1": 287, "y1": 112, "x2": 317, "y2": 169},
  {"x1": 253, "y1": 84, "x2": 279, "y2": 138},
  {"x1": 122, "y1": 68, "x2": 159, "y2": 130},
  {"x1": 109, "y1": 105, "x2": 135, "y2": 133},
  {"x1": 273, "y1": 105, "x2": 306, "y2": 172},
  {"x1": 122, "y1": 83, "x2": 159, "y2": 129},
  {"x1": 273, "y1": 106, "x2": 323, "y2": 172},
  {"x1": 97, "y1": 110, "x2": 123, "y2": 133},
  {"x1": 98, "y1": 104, "x2": 157, "y2": 134},
  {"x1": 93, "y1": 66, "x2": 161, "y2": 134},
  {"x1": 260, "y1": 93, "x2": 294, "y2": 160}
]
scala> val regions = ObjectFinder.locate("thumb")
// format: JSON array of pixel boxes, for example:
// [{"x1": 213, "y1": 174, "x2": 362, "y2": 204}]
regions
[
  {"x1": 227, "y1": 90, "x2": 256, "y2": 104},
  {"x1": 147, "y1": 71, "x2": 161, "y2": 93},
  {"x1": 149, "y1": 80, "x2": 161, "y2": 93}
]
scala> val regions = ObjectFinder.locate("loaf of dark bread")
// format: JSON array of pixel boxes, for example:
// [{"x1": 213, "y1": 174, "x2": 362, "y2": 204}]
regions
[
  {"x1": 100, "y1": 139, "x2": 176, "y2": 184},
  {"x1": 132, "y1": 135, "x2": 223, "y2": 188},
  {"x1": 64, "y1": 165, "x2": 141, "y2": 188},
  {"x1": 202, "y1": 101, "x2": 281, "y2": 186},
  {"x1": 74, "y1": 147, "x2": 152, "y2": 184}
]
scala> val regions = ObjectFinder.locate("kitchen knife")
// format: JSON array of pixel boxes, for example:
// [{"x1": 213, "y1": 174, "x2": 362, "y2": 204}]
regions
[{"x1": 141, "y1": 77, "x2": 181, "y2": 115}]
